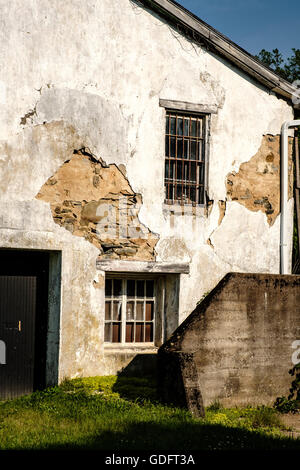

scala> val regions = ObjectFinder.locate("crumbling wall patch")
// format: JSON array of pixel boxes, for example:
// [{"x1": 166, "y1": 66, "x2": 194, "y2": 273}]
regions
[
  {"x1": 226, "y1": 134, "x2": 293, "y2": 226},
  {"x1": 36, "y1": 149, "x2": 159, "y2": 260}
]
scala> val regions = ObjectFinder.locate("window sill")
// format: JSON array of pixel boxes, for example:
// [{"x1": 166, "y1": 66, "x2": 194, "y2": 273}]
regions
[
  {"x1": 104, "y1": 343, "x2": 158, "y2": 353},
  {"x1": 163, "y1": 202, "x2": 206, "y2": 217}
]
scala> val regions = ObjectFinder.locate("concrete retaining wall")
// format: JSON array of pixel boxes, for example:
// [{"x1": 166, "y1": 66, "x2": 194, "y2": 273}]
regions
[{"x1": 158, "y1": 273, "x2": 300, "y2": 411}]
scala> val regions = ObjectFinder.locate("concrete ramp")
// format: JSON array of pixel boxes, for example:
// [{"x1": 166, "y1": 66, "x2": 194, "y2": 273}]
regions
[{"x1": 158, "y1": 273, "x2": 300, "y2": 414}]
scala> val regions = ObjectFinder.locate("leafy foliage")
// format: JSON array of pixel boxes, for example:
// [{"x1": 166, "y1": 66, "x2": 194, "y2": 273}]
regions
[
  {"x1": 255, "y1": 48, "x2": 300, "y2": 82},
  {"x1": 274, "y1": 363, "x2": 300, "y2": 413}
]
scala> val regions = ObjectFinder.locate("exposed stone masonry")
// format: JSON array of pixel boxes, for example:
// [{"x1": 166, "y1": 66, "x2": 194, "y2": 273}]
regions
[
  {"x1": 226, "y1": 135, "x2": 293, "y2": 226},
  {"x1": 36, "y1": 149, "x2": 159, "y2": 260}
]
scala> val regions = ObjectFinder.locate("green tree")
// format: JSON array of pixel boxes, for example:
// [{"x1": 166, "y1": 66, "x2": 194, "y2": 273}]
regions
[
  {"x1": 285, "y1": 48, "x2": 300, "y2": 82},
  {"x1": 256, "y1": 48, "x2": 300, "y2": 82}
]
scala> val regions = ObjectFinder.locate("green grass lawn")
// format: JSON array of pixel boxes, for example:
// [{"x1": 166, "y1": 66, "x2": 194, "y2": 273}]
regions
[{"x1": 0, "y1": 375, "x2": 299, "y2": 451}]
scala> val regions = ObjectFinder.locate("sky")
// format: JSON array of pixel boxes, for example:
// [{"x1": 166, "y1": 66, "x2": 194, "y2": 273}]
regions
[{"x1": 175, "y1": 0, "x2": 300, "y2": 60}]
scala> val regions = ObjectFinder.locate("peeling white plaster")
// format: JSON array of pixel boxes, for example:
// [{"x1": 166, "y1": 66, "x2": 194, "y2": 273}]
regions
[{"x1": 0, "y1": 0, "x2": 295, "y2": 377}]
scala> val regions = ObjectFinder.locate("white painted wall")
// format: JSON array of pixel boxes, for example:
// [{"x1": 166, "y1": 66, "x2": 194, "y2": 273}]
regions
[{"x1": 0, "y1": 0, "x2": 294, "y2": 375}]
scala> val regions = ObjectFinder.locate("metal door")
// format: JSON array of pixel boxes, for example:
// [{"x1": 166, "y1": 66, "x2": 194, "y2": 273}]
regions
[{"x1": 0, "y1": 276, "x2": 37, "y2": 399}]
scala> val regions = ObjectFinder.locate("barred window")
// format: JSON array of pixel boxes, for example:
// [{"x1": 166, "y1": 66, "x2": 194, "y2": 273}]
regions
[
  {"x1": 165, "y1": 110, "x2": 206, "y2": 205},
  {"x1": 104, "y1": 278, "x2": 155, "y2": 344}
]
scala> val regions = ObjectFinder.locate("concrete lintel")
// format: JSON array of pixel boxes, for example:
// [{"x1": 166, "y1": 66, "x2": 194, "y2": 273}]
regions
[
  {"x1": 159, "y1": 99, "x2": 218, "y2": 114},
  {"x1": 96, "y1": 259, "x2": 190, "y2": 274}
]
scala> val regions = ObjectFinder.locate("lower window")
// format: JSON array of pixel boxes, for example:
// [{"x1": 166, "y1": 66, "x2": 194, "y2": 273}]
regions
[{"x1": 104, "y1": 278, "x2": 156, "y2": 344}]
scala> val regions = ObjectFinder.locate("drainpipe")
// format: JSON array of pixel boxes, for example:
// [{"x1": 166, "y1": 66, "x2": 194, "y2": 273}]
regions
[{"x1": 280, "y1": 120, "x2": 300, "y2": 274}]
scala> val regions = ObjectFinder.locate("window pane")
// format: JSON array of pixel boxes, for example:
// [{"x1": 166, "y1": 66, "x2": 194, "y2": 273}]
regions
[
  {"x1": 177, "y1": 160, "x2": 182, "y2": 181},
  {"x1": 126, "y1": 323, "x2": 134, "y2": 342},
  {"x1": 166, "y1": 116, "x2": 170, "y2": 134},
  {"x1": 104, "y1": 323, "x2": 111, "y2": 342},
  {"x1": 105, "y1": 279, "x2": 112, "y2": 297},
  {"x1": 184, "y1": 119, "x2": 189, "y2": 136},
  {"x1": 187, "y1": 185, "x2": 191, "y2": 202},
  {"x1": 184, "y1": 139, "x2": 189, "y2": 159},
  {"x1": 112, "y1": 323, "x2": 121, "y2": 343},
  {"x1": 146, "y1": 301, "x2": 154, "y2": 321},
  {"x1": 191, "y1": 119, "x2": 197, "y2": 136},
  {"x1": 135, "y1": 323, "x2": 144, "y2": 342},
  {"x1": 145, "y1": 323, "x2": 153, "y2": 342},
  {"x1": 170, "y1": 137, "x2": 176, "y2": 157},
  {"x1": 136, "y1": 281, "x2": 144, "y2": 297},
  {"x1": 198, "y1": 119, "x2": 203, "y2": 137},
  {"x1": 199, "y1": 163, "x2": 205, "y2": 184},
  {"x1": 165, "y1": 160, "x2": 168, "y2": 180},
  {"x1": 184, "y1": 161, "x2": 189, "y2": 181},
  {"x1": 126, "y1": 301, "x2": 134, "y2": 320},
  {"x1": 190, "y1": 140, "x2": 197, "y2": 160},
  {"x1": 113, "y1": 301, "x2": 122, "y2": 320},
  {"x1": 146, "y1": 280, "x2": 154, "y2": 297},
  {"x1": 127, "y1": 280, "x2": 135, "y2": 297},
  {"x1": 190, "y1": 162, "x2": 196, "y2": 182},
  {"x1": 177, "y1": 118, "x2": 183, "y2": 136},
  {"x1": 165, "y1": 160, "x2": 174, "y2": 181},
  {"x1": 113, "y1": 279, "x2": 122, "y2": 296},
  {"x1": 168, "y1": 184, "x2": 174, "y2": 201},
  {"x1": 198, "y1": 186, "x2": 205, "y2": 204},
  {"x1": 170, "y1": 161, "x2": 175, "y2": 180},
  {"x1": 176, "y1": 185, "x2": 182, "y2": 200},
  {"x1": 177, "y1": 138, "x2": 183, "y2": 158},
  {"x1": 165, "y1": 137, "x2": 169, "y2": 157},
  {"x1": 176, "y1": 185, "x2": 189, "y2": 202},
  {"x1": 183, "y1": 186, "x2": 188, "y2": 202},
  {"x1": 170, "y1": 117, "x2": 176, "y2": 135},
  {"x1": 176, "y1": 185, "x2": 183, "y2": 201},
  {"x1": 105, "y1": 301, "x2": 111, "y2": 320},
  {"x1": 190, "y1": 186, "x2": 196, "y2": 203},
  {"x1": 136, "y1": 301, "x2": 144, "y2": 320},
  {"x1": 198, "y1": 141, "x2": 203, "y2": 162}
]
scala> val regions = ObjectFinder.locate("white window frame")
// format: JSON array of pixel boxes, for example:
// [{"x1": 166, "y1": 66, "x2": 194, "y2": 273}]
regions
[{"x1": 104, "y1": 277, "x2": 157, "y2": 346}]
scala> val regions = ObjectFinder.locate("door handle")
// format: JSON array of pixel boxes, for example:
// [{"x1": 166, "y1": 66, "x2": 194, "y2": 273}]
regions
[{"x1": 18, "y1": 321, "x2": 21, "y2": 332}]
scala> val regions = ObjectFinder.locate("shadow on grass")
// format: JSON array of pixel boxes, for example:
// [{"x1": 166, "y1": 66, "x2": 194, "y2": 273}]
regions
[
  {"x1": 112, "y1": 356, "x2": 159, "y2": 404},
  {"x1": 30, "y1": 420, "x2": 300, "y2": 452},
  {"x1": 112, "y1": 375, "x2": 158, "y2": 404}
]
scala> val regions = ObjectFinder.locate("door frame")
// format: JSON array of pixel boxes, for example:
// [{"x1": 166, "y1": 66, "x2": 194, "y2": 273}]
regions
[{"x1": 0, "y1": 249, "x2": 61, "y2": 397}]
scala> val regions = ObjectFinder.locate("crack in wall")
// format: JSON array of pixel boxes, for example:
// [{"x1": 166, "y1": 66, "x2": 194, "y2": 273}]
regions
[
  {"x1": 20, "y1": 106, "x2": 37, "y2": 126},
  {"x1": 218, "y1": 200, "x2": 226, "y2": 226},
  {"x1": 206, "y1": 238, "x2": 214, "y2": 248},
  {"x1": 206, "y1": 200, "x2": 226, "y2": 249}
]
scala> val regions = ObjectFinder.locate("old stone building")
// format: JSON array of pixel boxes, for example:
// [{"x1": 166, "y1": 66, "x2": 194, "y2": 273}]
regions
[{"x1": 0, "y1": 0, "x2": 298, "y2": 398}]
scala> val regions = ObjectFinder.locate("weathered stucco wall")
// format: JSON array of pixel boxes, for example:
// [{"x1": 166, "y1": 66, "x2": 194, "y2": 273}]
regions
[
  {"x1": 158, "y1": 273, "x2": 300, "y2": 410},
  {"x1": 0, "y1": 0, "x2": 295, "y2": 378}
]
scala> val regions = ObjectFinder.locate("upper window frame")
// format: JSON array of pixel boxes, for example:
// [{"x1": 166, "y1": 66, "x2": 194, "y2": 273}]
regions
[{"x1": 160, "y1": 99, "x2": 212, "y2": 208}]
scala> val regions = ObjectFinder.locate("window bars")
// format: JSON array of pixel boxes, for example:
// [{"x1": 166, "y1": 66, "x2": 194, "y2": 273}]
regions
[{"x1": 165, "y1": 110, "x2": 206, "y2": 205}]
